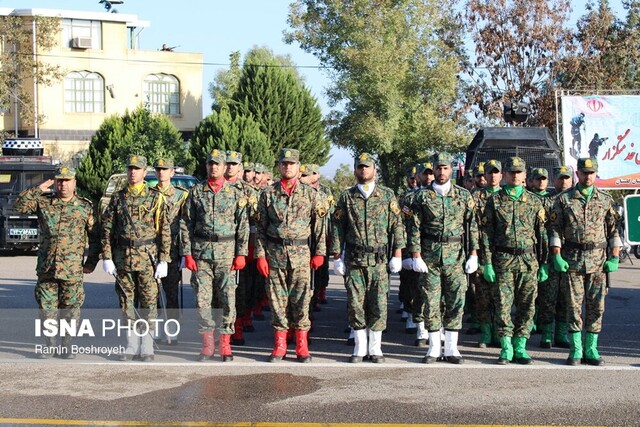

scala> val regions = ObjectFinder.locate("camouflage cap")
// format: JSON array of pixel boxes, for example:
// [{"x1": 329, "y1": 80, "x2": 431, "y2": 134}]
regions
[
  {"x1": 154, "y1": 157, "x2": 174, "y2": 169},
  {"x1": 55, "y1": 166, "x2": 76, "y2": 179},
  {"x1": 531, "y1": 167, "x2": 549, "y2": 179},
  {"x1": 300, "y1": 164, "x2": 310, "y2": 176},
  {"x1": 473, "y1": 163, "x2": 485, "y2": 177},
  {"x1": 254, "y1": 163, "x2": 266, "y2": 173},
  {"x1": 554, "y1": 165, "x2": 572, "y2": 178},
  {"x1": 577, "y1": 157, "x2": 598, "y2": 173},
  {"x1": 484, "y1": 159, "x2": 502, "y2": 173},
  {"x1": 207, "y1": 148, "x2": 226, "y2": 164},
  {"x1": 128, "y1": 154, "x2": 147, "y2": 169},
  {"x1": 243, "y1": 161, "x2": 255, "y2": 171},
  {"x1": 355, "y1": 153, "x2": 375, "y2": 167},
  {"x1": 279, "y1": 148, "x2": 300, "y2": 163},
  {"x1": 464, "y1": 169, "x2": 474, "y2": 179},
  {"x1": 432, "y1": 152, "x2": 453, "y2": 167},
  {"x1": 301, "y1": 164, "x2": 319, "y2": 176},
  {"x1": 405, "y1": 165, "x2": 417, "y2": 178},
  {"x1": 226, "y1": 150, "x2": 242, "y2": 164},
  {"x1": 420, "y1": 161, "x2": 434, "y2": 174},
  {"x1": 504, "y1": 156, "x2": 526, "y2": 172}
]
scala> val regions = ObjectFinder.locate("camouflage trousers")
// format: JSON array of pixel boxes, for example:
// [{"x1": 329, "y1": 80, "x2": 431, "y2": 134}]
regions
[
  {"x1": 492, "y1": 267, "x2": 537, "y2": 339},
  {"x1": 114, "y1": 268, "x2": 158, "y2": 330},
  {"x1": 419, "y1": 263, "x2": 467, "y2": 331},
  {"x1": 311, "y1": 257, "x2": 330, "y2": 301},
  {"x1": 474, "y1": 272, "x2": 493, "y2": 324},
  {"x1": 192, "y1": 258, "x2": 236, "y2": 334},
  {"x1": 566, "y1": 271, "x2": 606, "y2": 333},
  {"x1": 266, "y1": 264, "x2": 312, "y2": 331},
  {"x1": 537, "y1": 270, "x2": 569, "y2": 325},
  {"x1": 345, "y1": 263, "x2": 389, "y2": 331},
  {"x1": 35, "y1": 277, "x2": 85, "y2": 321},
  {"x1": 399, "y1": 269, "x2": 424, "y2": 323},
  {"x1": 159, "y1": 258, "x2": 182, "y2": 321}
]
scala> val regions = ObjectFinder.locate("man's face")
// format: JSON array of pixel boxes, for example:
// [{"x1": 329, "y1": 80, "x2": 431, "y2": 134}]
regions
[
  {"x1": 407, "y1": 176, "x2": 417, "y2": 188},
  {"x1": 155, "y1": 167, "x2": 175, "y2": 185},
  {"x1": 474, "y1": 174, "x2": 487, "y2": 189},
  {"x1": 278, "y1": 161, "x2": 299, "y2": 180},
  {"x1": 206, "y1": 161, "x2": 225, "y2": 179},
  {"x1": 127, "y1": 166, "x2": 145, "y2": 185},
  {"x1": 56, "y1": 178, "x2": 76, "y2": 200},
  {"x1": 531, "y1": 176, "x2": 548, "y2": 192},
  {"x1": 554, "y1": 176, "x2": 572, "y2": 191},
  {"x1": 577, "y1": 170, "x2": 596, "y2": 187},
  {"x1": 225, "y1": 162, "x2": 241, "y2": 179},
  {"x1": 355, "y1": 164, "x2": 375, "y2": 183},
  {"x1": 434, "y1": 164, "x2": 452, "y2": 185},
  {"x1": 485, "y1": 169, "x2": 502, "y2": 188},
  {"x1": 505, "y1": 170, "x2": 526, "y2": 186},
  {"x1": 243, "y1": 169, "x2": 255, "y2": 183},
  {"x1": 419, "y1": 170, "x2": 434, "y2": 186}
]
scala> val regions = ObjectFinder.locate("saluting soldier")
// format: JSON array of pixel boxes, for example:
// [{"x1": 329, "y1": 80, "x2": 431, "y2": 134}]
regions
[
  {"x1": 407, "y1": 152, "x2": 479, "y2": 364},
  {"x1": 153, "y1": 157, "x2": 189, "y2": 344},
  {"x1": 181, "y1": 149, "x2": 249, "y2": 362},
  {"x1": 331, "y1": 153, "x2": 405, "y2": 363},
  {"x1": 15, "y1": 166, "x2": 101, "y2": 359},
  {"x1": 102, "y1": 155, "x2": 170, "y2": 362},
  {"x1": 480, "y1": 157, "x2": 549, "y2": 365},
  {"x1": 549, "y1": 158, "x2": 621, "y2": 366},
  {"x1": 255, "y1": 148, "x2": 327, "y2": 363}
]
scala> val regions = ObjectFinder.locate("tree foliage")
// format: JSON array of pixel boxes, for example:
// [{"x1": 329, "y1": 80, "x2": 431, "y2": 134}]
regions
[
  {"x1": 76, "y1": 106, "x2": 193, "y2": 201},
  {"x1": 286, "y1": 0, "x2": 469, "y2": 189}
]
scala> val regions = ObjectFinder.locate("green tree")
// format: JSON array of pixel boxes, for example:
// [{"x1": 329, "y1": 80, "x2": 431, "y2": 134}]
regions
[
  {"x1": 286, "y1": 0, "x2": 468, "y2": 189},
  {"x1": 190, "y1": 108, "x2": 272, "y2": 179},
  {"x1": 325, "y1": 162, "x2": 354, "y2": 200},
  {"x1": 76, "y1": 106, "x2": 193, "y2": 201}
]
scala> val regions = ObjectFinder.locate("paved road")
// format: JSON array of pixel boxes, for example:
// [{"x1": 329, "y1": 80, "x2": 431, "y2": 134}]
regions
[{"x1": 0, "y1": 253, "x2": 639, "y2": 426}]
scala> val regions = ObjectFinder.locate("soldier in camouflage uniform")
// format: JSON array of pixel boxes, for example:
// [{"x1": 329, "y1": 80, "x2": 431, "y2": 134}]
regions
[
  {"x1": 251, "y1": 162, "x2": 270, "y2": 320},
  {"x1": 471, "y1": 159, "x2": 502, "y2": 348},
  {"x1": 153, "y1": 158, "x2": 189, "y2": 344},
  {"x1": 15, "y1": 166, "x2": 101, "y2": 359},
  {"x1": 102, "y1": 155, "x2": 170, "y2": 362},
  {"x1": 255, "y1": 148, "x2": 327, "y2": 363},
  {"x1": 407, "y1": 152, "x2": 479, "y2": 364},
  {"x1": 242, "y1": 161, "x2": 255, "y2": 185},
  {"x1": 549, "y1": 158, "x2": 621, "y2": 366},
  {"x1": 480, "y1": 157, "x2": 549, "y2": 365},
  {"x1": 331, "y1": 153, "x2": 405, "y2": 363},
  {"x1": 181, "y1": 149, "x2": 249, "y2": 362}
]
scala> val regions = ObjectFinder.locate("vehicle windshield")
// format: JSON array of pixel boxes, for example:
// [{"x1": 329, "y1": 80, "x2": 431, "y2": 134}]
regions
[
  {"x1": 144, "y1": 175, "x2": 198, "y2": 189},
  {"x1": 0, "y1": 171, "x2": 56, "y2": 195}
]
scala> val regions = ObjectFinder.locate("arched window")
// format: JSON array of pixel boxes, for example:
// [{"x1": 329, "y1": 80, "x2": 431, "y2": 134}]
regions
[
  {"x1": 64, "y1": 71, "x2": 104, "y2": 113},
  {"x1": 143, "y1": 74, "x2": 180, "y2": 115}
]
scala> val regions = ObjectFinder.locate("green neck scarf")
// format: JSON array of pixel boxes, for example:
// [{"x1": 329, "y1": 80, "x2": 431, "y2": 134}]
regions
[
  {"x1": 486, "y1": 186, "x2": 501, "y2": 194},
  {"x1": 577, "y1": 184, "x2": 594, "y2": 202},
  {"x1": 504, "y1": 184, "x2": 524, "y2": 201}
]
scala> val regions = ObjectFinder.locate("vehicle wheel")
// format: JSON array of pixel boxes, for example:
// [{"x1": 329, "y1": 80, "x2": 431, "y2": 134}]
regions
[{"x1": 634, "y1": 245, "x2": 640, "y2": 259}]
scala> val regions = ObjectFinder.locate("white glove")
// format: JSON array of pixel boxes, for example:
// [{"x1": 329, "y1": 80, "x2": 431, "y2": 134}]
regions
[
  {"x1": 388, "y1": 257, "x2": 402, "y2": 273},
  {"x1": 333, "y1": 257, "x2": 346, "y2": 276},
  {"x1": 402, "y1": 258, "x2": 413, "y2": 270},
  {"x1": 102, "y1": 259, "x2": 117, "y2": 275},
  {"x1": 464, "y1": 254, "x2": 478, "y2": 274},
  {"x1": 154, "y1": 261, "x2": 168, "y2": 279},
  {"x1": 179, "y1": 256, "x2": 186, "y2": 270},
  {"x1": 412, "y1": 257, "x2": 429, "y2": 273}
]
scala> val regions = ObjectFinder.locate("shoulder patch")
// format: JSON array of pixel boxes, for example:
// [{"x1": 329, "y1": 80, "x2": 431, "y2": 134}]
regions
[
  {"x1": 390, "y1": 200, "x2": 401, "y2": 215},
  {"x1": 238, "y1": 197, "x2": 248, "y2": 208},
  {"x1": 549, "y1": 211, "x2": 557, "y2": 222},
  {"x1": 537, "y1": 208, "x2": 546, "y2": 222},
  {"x1": 333, "y1": 208, "x2": 343, "y2": 220}
]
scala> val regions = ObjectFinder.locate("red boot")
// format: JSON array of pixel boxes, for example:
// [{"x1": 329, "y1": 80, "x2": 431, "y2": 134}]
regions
[
  {"x1": 295, "y1": 329, "x2": 312, "y2": 363},
  {"x1": 198, "y1": 330, "x2": 214, "y2": 361},
  {"x1": 231, "y1": 318, "x2": 245, "y2": 346},
  {"x1": 268, "y1": 330, "x2": 288, "y2": 362},
  {"x1": 243, "y1": 307, "x2": 255, "y2": 332},
  {"x1": 219, "y1": 334, "x2": 233, "y2": 362}
]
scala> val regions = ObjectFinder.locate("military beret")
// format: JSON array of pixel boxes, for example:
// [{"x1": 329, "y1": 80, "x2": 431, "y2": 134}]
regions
[{"x1": 577, "y1": 157, "x2": 598, "y2": 173}]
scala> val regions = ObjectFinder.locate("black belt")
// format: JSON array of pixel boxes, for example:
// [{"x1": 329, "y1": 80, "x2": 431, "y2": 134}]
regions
[
  {"x1": 423, "y1": 233, "x2": 462, "y2": 243},
  {"x1": 346, "y1": 243, "x2": 387, "y2": 254},
  {"x1": 195, "y1": 232, "x2": 235, "y2": 242},
  {"x1": 564, "y1": 241, "x2": 607, "y2": 251},
  {"x1": 116, "y1": 237, "x2": 155, "y2": 247},
  {"x1": 267, "y1": 235, "x2": 308, "y2": 246},
  {"x1": 495, "y1": 246, "x2": 534, "y2": 255}
]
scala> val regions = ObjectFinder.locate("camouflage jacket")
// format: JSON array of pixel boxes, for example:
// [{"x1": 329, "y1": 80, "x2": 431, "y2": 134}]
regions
[
  {"x1": 315, "y1": 183, "x2": 336, "y2": 255},
  {"x1": 549, "y1": 186, "x2": 621, "y2": 274},
  {"x1": 472, "y1": 188, "x2": 499, "y2": 229},
  {"x1": 15, "y1": 188, "x2": 100, "y2": 280},
  {"x1": 399, "y1": 187, "x2": 419, "y2": 259},
  {"x1": 101, "y1": 186, "x2": 171, "y2": 270},
  {"x1": 255, "y1": 181, "x2": 327, "y2": 269},
  {"x1": 407, "y1": 183, "x2": 478, "y2": 266},
  {"x1": 331, "y1": 184, "x2": 405, "y2": 267},
  {"x1": 480, "y1": 188, "x2": 548, "y2": 270},
  {"x1": 181, "y1": 180, "x2": 249, "y2": 260},
  {"x1": 154, "y1": 184, "x2": 189, "y2": 260}
]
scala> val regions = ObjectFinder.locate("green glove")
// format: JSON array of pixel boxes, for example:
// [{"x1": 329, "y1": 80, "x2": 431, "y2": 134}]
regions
[
  {"x1": 604, "y1": 257, "x2": 619, "y2": 273},
  {"x1": 537, "y1": 264, "x2": 549, "y2": 282},
  {"x1": 553, "y1": 254, "x2": 569, "y2": 272},
  {"x1": 483, "y1": 264, "x2": 496, "y2": 283}
]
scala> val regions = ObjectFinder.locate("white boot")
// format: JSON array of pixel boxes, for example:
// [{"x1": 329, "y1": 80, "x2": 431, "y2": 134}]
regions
[
  {"x1": 405, "y1": 316, "x2": 417, "y2": 334},
  {"x1": 443, "y1": 330, "x2": 463, "y2": 364},
  {"x1": 401, "y1": 310, "x2": 409, "y2": 320},
  {"x1": 367, "y1": 329, "x2": 384, "y2": 363},
  {"x1": 139, "y1": 330, "x2": 155, "y2": 362},
  {"x1": 347, "y1": 326, "x2": 355, "y2": 345},
  {"x1": 119, "y1": 327, "x2": 140, "y2": 361},
  {"x1": 424, "y1": 330, "x2": 441, "y2": 363},
  {"x1": 415, "y1": 321, "x2": 428, "y2": 347},
  {"x1": 350, "y1": 329, "x2": 368, "y2": 363}
]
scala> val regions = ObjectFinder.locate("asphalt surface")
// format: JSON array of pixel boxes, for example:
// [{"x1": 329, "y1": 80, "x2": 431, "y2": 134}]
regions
[{"x1": 0, "y1": 253, "x2": 639, "y2": 426}]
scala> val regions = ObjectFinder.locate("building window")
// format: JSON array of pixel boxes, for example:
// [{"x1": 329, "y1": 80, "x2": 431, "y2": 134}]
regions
[
  {"x1": 144, "y1": 74, "x2": 180, "y2": 115},
  {"x1": 64, "y1": 71, "x2": 105, "y2": 113},
  {"x1": 62, "y1": 19, "x2": 102, "y2": 49}
]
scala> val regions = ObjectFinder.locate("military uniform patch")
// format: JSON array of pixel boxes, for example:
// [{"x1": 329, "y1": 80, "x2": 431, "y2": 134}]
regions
[
  {"x1": 550, "y1": 211, "x2": 557, "y2": 222},
  {"x1": 390, "y1": 200, "x2": 400, "y2": 215},
  {"x1": 333, "y1": 208, "x2": 343, "y2": 220},
  {"x1": 238, "y1": 197, "x2": 248, "y2": 208},
  {"x1": 537, "y1": 208, "x2": 546, "y2": 222}
]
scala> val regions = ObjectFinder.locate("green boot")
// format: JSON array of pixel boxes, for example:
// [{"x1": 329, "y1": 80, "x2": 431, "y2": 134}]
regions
[
  {"x1": 539, "y1": 323, "x2": 553, "y2": 349},
  {"x1": 567, "y1": 331, "x2": 583, "y2": 366},
  {"x1": 513, "y1": 336, "x2": 533, "y2": 364},
  {"x1": 478, "y1": 323, "x2": 492, "y2": 348},
  {"x1": 584, "y1": 332, "x2": 604, "y2": 366},
  {"x1": 554, "y1": 321, "x2": 571, "y2": 348},
  {"x1": 497, "y1": 336, "x2": 513, "y2": 365}
]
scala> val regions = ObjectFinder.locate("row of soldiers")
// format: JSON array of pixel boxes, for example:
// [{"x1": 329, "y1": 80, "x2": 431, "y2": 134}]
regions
[{"x1": 17, "y1": 148, "x2": 620, "y2": 365}]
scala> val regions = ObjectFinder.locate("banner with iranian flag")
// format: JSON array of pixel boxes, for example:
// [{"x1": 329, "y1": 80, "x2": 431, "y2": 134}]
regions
[{"x1": 561, "y1": 95, "x2": 640, "y2": 189}]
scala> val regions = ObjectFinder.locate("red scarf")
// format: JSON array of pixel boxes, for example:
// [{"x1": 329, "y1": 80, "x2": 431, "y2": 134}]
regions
[
  {"x1": 280, "y1": 178, "x2": 298, "y2": 196},
  {"x1": 207, "y1": 177, "x2": 225, "y2": 193}
]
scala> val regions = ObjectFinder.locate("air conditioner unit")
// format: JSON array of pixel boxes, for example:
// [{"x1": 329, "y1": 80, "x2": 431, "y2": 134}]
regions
[{"x1": 71, "y1": 37, "x2": 92, "y2": 49}]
